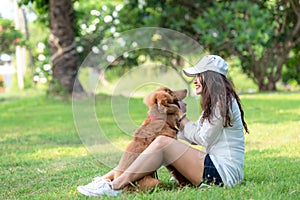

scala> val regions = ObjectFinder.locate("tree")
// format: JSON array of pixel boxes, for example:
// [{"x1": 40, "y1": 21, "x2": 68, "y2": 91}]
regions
[
  {"x1": 21, "y1": 0, "x2": 85, "y2": 96},
  {"x1": 48, "y1": 0, "x2": 84, "y2": 96},
  {"x1": 192, "y1": 0, "x2": 300, "y2": 91},
  {"x1": 116, "y1": 0, "x2": 300, "y2": 91},
  {"x1": 21, "y1": 0, "x2": 300, "y2": 92},
  {"x1": 74, "y1": 1, "x2": 122, "y2": 86},
  {"x1": 282, "y1": 46, "x2": 300, "y2": 86}
]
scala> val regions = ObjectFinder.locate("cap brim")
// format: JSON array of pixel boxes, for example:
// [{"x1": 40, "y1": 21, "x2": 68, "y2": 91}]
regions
[{"x1": 183, "y1": 67, "x2": 200, "y2": 77}]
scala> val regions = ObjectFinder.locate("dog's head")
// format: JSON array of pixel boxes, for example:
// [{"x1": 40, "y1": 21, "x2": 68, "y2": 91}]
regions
[{"x1": 143, "y1": 87, "x2": 187, "y2": 114}]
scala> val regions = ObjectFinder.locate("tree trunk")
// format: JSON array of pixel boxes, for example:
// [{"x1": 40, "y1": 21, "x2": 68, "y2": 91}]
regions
[
  {"x1": 258, "y1": 81, "x2": 277, "y2": 91},
  {"x1": 49, "y1": 0, "x2": 85, "y2": 96},
  {"x1": 13, "y1": 0, "x2": 26, "y2": 90}
]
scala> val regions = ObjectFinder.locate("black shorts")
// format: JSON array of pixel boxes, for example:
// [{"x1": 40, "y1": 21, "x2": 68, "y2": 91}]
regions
[{"x1": 202, "y1": 154, "x2": 223, "y2": 186}]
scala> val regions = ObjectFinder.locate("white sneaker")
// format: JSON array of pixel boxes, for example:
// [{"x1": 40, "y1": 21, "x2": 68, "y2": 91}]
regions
[
  {"x1": 77, "y1": 177, "x2": 105, "y2": 196},
  {"x1": 77, "y1": 179, "x2": 122, "y2": 197},
  {"x1": 83, "y1": 176, "x2": 105, "y2": 188},
  {"x1": 199, "y1": 183, "x2": 211, "y2": 189},
  {"x1": 169, "y1": 176, "x2": 177, "y2": 183}
]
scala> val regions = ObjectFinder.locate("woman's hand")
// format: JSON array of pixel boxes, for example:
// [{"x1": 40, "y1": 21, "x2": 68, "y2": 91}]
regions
[{"x1": 177, "y1": 101, "x2": 188, "y2": 130}]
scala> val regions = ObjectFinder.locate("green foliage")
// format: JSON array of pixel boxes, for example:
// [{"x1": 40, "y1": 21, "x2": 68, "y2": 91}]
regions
[
  {"x1": 0, "y1": 91, "x2": 299, "y2": 199},
  {"x1": 0, "y1": 18, "x2": 24, "y2": 54},
  {"x1": 74, "y1": 1, "x2": 122, "y2": 62},
  {"x1": 19, "y1": 0, "x2": 299, "y2": 91},
  {"x1": 47, "y1": 78, "x2": 68, "y2": 98},
  {"x1": 282, "y1": 48, "x2": 300, "y2": 85},
  {"x1": 19, "y1": 0, "x2": 126, "y2": 85},
  {"x1": 19, "y1": 0, "x2": 49, "y2": 24},
  {"x1": 192, "y1": 0, "x2": 276, "y2": 83},
  {"x1": 27, "y1": 21, "x2": 51, "y2": 84},
  {"x1": 111, "y1": 0, "x2": 300, "y2": 90},
  {"x1": 191, "y1": 0, "x2": 300, "y2": 90},
  {"x1": 193, "y1": 1, "x2": 274, "y2": 52},
  {"x1": 0, "y1": 75, "x2": 4, "y2": 90}
]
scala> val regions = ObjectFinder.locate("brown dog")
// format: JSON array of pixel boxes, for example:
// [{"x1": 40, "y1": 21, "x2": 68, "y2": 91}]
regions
[{"x1": 103, "y1": 87, "x2": 190, "y2": 191}]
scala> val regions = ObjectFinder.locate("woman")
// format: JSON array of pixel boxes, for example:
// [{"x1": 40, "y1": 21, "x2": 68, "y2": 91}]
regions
[{"x1": 77, "y1": 55, "x2": 249, "y2": 196}]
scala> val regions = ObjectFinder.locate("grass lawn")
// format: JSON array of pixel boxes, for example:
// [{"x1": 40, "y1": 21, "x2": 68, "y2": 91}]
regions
[{"x1": 0, "y1": 91, "x2": 299, "y2": 199}]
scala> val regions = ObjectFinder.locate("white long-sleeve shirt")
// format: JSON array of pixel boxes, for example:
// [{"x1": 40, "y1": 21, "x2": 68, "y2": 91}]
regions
[{"x1": 178, "y1": 98, "x2": 245, "y2": 187}]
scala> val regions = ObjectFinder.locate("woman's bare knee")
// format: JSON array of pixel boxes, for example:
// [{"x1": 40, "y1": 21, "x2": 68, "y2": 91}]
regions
[{"x1": 151, "y1": 135, "x2": 174, "y2": 149}]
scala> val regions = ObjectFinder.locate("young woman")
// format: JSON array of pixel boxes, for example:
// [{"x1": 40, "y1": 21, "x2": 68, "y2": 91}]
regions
[{"x1": 77, "y1": 55, "x2": 249, "y2": 196}]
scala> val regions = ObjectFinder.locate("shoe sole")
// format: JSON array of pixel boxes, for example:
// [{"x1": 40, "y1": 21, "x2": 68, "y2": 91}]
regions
[{"x1": 77, "y1": 186, "x2": 98, "y2": 197}]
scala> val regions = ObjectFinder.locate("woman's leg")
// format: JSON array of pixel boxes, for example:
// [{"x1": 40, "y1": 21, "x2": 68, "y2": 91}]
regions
[
  {"x1": 101, "y1": 169, "x2": 115, "y2": 180},
  {"x1": 112, "y1": 135, "x2": 206, "y2": 190}
]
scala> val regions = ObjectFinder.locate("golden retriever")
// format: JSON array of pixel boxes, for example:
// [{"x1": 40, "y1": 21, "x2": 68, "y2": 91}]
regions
[{"x1": 105, "y1": 87, "x2": 190, "y2": 191}]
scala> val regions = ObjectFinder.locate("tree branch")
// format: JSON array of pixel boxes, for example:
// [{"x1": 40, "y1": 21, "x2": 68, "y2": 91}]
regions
[{"x1": 289, "y1": 0, "x2": 300, "y2": 37}]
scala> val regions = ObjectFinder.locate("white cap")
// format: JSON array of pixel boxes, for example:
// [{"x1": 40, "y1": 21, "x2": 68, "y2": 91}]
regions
[{"x1": 183, "y1": 55, "x2": 228, "y2": 77}]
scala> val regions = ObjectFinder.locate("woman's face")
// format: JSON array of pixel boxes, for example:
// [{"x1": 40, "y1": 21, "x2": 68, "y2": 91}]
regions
[{"x1": 194, "y1": 74, "x2": 203, "y2": 95}]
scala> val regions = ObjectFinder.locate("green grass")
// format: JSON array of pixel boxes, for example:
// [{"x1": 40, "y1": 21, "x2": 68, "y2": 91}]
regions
[{"x1": 1, "y1": 91, "x2": 300, "y2": 199}]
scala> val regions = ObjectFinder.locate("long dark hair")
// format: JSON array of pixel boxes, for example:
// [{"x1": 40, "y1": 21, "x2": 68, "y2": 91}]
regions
[{"x1": 199, "y1": 71, "x2": 249, "y2": 133}]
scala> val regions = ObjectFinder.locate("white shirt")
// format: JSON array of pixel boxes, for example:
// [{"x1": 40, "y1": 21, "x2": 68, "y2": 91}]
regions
[{"x1": 178, "y1": 98, "x2": 245, "y2": 187}]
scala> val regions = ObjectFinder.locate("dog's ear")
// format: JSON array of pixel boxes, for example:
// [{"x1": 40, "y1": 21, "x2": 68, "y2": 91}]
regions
[
  {"x1": 163, "y1": 103, "x2": 180, "y2": 114},
  {"x1": 143, "y1": 92, "x2": 156, "y2": 107},
  {"x1": 144, "y1": 90, "x2": 174, "y2": 109},
  {"x1": 144, "y1": 88, "x2": 182, "y2": 114},
  {"x1": 156, "y1": 92, "x2": 181, "y2": 114},
  {"x1": 156, "y1": 87, "x2": 187, "y2": 101},
  {"x1": 156, "y1": 91, "x2": 172, "y2": 105},
  {"x1": 155, "y1": 92, "x2": 172, "y2": 113}
]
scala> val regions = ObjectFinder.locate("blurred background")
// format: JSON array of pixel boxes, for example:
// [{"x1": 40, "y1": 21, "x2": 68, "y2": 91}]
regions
[
  {"x1": 0, "y1": 0, "x2": 299, "y2": 97},
  {"x1": 1, "y1": 2, "x2": 299, "y2": 199}
]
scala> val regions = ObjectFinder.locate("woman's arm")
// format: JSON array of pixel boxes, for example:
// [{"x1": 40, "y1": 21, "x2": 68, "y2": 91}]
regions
[
  {"x1": 177, "y1": 114, "x2": 200, "y2": 144},
  {"x1": 179, "y1": 107, "x2": 223, "y2": 147}
]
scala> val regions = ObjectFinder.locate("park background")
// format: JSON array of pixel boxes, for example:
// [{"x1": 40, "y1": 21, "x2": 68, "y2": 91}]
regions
[{"x1": 0, "y1": 0, "x2": 299, "y2": 199}]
